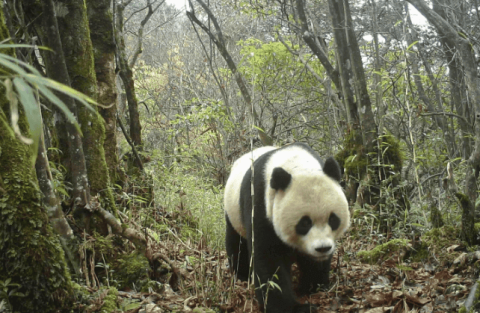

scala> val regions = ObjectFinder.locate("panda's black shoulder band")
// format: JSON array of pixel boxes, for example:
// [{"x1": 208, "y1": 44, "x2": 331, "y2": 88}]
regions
[
  {"x1": 270, "y1": 167, "x2": 291, "y2": 190},
  {"x1": 323, "y1": 157, "x2": 342, "y2": 182}
]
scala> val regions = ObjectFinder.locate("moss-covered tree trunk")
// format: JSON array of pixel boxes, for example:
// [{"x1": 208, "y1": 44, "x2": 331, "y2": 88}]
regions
[
  {"x1": 55, "y1": 0, "x2": 116, "y2": 212},
  {"x1": 0, "y1": 8, "x2": 74, "y2": 312},
  {"x1": 86, "y1": 0, "x2": 119, "y2": 183}
]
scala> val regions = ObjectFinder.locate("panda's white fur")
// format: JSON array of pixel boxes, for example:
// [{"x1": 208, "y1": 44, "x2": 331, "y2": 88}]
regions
[
  {"x1": 265, "y1": 144, "x2": 350, "y2": 260},
  {"x1": 224, "y1": 146, "x2": 277, "y2": 237}
]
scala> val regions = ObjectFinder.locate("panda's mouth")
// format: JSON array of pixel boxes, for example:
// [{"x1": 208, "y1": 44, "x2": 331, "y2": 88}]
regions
[{"x1": 312, "y1": 254, "x2": 332, "y2": 262}]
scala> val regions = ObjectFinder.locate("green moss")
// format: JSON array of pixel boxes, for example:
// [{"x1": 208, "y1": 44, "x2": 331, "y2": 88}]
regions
[
  {"x1": 0, "y1": 7, "x2": 74, "y2": 312},
  {"x1": 114, "y1": 252, "x2": 150, "y2": 289},
  {"x1": 73, "y1": 282, "x2": 91, "y2": 305},
  {"x1": 378, "y1": 133, "x2": 403, "y2": 171},
  {"x1": 56, "y1": 0, "x2": 117, "y2": 215},
  {"x1": 357, "y1": 239, "x2": 409, "y2": 264},
  {"x1": 335, "y1": 131, "x2": 405, "y2": 214},
  {"x1": 475, "y1": 223, "x2": 480, "y2": 232},
  {"x1": 421, "y1": 226, "x2": 460, "y2": 262},
  {"x1": 93, "y1": 230, "x2": 114, "y2": 254},
  {"x1": 99, "y1": 287, "x2": 119, "y2": 313},
  {"x1": 411, "y1": 244, "x2": 429, "y2": 262},
  {"x1": 456, "y1": 192, "x2": 470, "y2": 206},
  {"x1": 335, "y1": 129, "x2": 368, "y2": 178},
  {"x1": 396, "y1": 264, "x2": 413, "y2": 271}
]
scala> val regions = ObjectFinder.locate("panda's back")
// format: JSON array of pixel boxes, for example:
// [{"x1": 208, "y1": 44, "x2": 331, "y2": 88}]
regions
[{"x1": 224, "y1": 146, "x2": 277, "y2": 237}]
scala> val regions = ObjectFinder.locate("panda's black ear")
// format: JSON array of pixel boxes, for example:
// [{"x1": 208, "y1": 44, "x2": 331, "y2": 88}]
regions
[
  {"x1": 323, "y1": 157, "x2": 342, "y2": 182},
  {"x1": 271, "y1": 167, "x2": 291, "y2": 190}
]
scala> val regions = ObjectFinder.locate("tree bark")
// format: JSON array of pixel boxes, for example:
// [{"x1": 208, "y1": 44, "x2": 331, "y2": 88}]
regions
[
  {"x1": 115, "y1": 0, "x2": 143, "y2": 148},
  {"x1": 432, "y1": 0, "x2": 473, "y2": 159},
  {"x1": 35, "y1": 115, "x2": 80, "y2": 275},
  {"x1": 295, "y1": 0, "x2": 341, "y2": 90},
  {"x1": 405, "y1": 5, "x2": 456, "y2": 158},
  {"x1": 56, "y1": 0, "x2": 117, "y2": 212},
  {"x1": 328, "y1": 0, "x2": 359, "y2": 128},
  {"x1": 0, "y1": 6, "x2": 74, "y2": 311},
  {"x1": 406, "y1": 0, "x2": 479, "y2": 244},
  {"x1": 339, "y1": 0, "x2": 377, "y2": 148},
  {"x1": 24, "y1": 0, "x2": 92, "y2": 213},
  {"x1": 86, "y1": 0, "x2": 119, "y2": 182}
]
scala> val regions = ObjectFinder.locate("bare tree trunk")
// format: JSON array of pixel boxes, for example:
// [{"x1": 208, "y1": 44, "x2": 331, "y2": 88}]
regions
[
  {"x1": 370, "y1": 0, "x2": 385, "y2": 134},
  {"x1": 295, "y1": 0, "x2": 341, "y2": 90},
  {"x1": 432, "y1": 0, "x2": 473, "y2": 159},
  {"x1": 86, "y1": 0, "x2": 119, "y2": 182},
  {"x1": 406, "y1": 0, "x2": 478, "y2": 244},
  {"x1": 340, "y1": 0, "x2": 377, "y2": 148},
  {"x1": 327, "y1": 0, "x2": 358, "y2": 128},
  {"x1": 405, "y1": 5, "x2": 456, "y2": 158},
  {"x1": 115, "y1": 0, "x2": 143, "y2": 148}
]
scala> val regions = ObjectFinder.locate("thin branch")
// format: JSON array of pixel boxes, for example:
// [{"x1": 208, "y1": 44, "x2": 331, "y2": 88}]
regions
[
  {"x1": 116, "y1": 113, "x2": 144, "y2": 170},
  {"x1": 129, "y1": 0, "x2": 165, "y2": 68},
  {"x1": 186, "y1": 0, "x2": 272, "y2": 145},
  {"x1": 144, "y1": 11, "x2": 182, "y2": 36},
  {"x1": 420, "y1": 112, "x2": 472, "y2": 128},
  {"x1": 295, "y1": 0, "x2": 341, "y2": 89},
  {"x1": 90, "y1": 198, "x2": 147, "y2": 253},
  {"x1": 124, "y1": 0, "x2": 159, "y2": 24}
]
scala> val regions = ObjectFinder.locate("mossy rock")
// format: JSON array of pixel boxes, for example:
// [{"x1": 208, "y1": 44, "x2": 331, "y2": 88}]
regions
[{"x1": 357, "y1": 239, "x2": 409, "y2": 264}]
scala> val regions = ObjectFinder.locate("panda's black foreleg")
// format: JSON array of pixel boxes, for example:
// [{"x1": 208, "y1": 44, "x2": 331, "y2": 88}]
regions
[
  {"x1": 225, "y1": 215, "x2": 250, "y2": 281},
  {"x1": 296, "y1": 253, "x2": 332, "y2": 296},
  {"x1": 251, "y1": 225, "x2": 317, "y2": 312}
]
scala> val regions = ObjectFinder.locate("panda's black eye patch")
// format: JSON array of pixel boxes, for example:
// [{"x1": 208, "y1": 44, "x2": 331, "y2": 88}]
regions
[
  {"x1": 329, "y1": 212, "x2": 341, "y2": 231},
  {"x1": 296, "y1": 216, "x2": 312, "y2": 235}
]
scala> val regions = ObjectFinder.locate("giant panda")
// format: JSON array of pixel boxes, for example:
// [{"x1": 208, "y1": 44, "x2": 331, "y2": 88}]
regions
[{"x1": 224, "y1": 143, "x2": 350, "y2": 313}]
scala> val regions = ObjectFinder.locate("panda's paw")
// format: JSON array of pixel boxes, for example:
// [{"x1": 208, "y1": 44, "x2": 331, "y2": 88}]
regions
[{"x1": 293, "y1": 302, "x2": 318, "y2": 313}]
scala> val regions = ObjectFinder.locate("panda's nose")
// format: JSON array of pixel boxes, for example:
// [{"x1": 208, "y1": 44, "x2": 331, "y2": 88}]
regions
[{"x1": 315, "y1": 246, "x2": 332, "y2": 253}]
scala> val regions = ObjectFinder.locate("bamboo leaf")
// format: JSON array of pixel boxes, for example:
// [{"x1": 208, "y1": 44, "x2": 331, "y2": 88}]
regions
[
  {"x1": 13, "y1": 78, "x2": 41, "y2": 164},
  {"x1": 0, "y1": 53, "x2": 42, "y2": 76},
  {"x1": 406, "y1": 41, "x2": 418, "y2": 52},
  {"x1": 0, "y1": 43, "x2": 51, "y2": 51},
  {"x1": 35, "y1": 83, "x2": 82, "y2": 134},
  {"x1": 0, "y1": 54, "x2": 28, "y2": 75},
  {"x1": 26, "y1": 74, "x2": 96, "y2": 111}
]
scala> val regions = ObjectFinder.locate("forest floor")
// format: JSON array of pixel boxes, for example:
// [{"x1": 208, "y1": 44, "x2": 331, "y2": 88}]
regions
[{"x1": 102, "y1": 219, "x2": 478, "y2": 313}]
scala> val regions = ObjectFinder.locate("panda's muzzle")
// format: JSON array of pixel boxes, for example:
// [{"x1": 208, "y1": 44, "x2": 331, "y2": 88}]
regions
[{"x1": 315, "y1": 245, "x2": 332, "y2": 253}]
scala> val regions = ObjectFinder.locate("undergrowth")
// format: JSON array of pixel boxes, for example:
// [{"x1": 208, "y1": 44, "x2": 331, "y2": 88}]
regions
[{"x1": 148, "y1": 156, "x2": 225, "y2": 250}]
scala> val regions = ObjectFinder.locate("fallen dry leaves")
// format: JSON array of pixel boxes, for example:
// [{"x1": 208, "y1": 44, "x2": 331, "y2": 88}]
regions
[{"x1": 82, "y1": 207, "x2": 478, "y2": 313}]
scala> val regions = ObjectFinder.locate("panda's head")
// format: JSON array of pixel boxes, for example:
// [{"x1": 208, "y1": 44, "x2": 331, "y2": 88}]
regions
[{"x1": 268, "y1": 156, "x2": 350, "y2": 261}]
